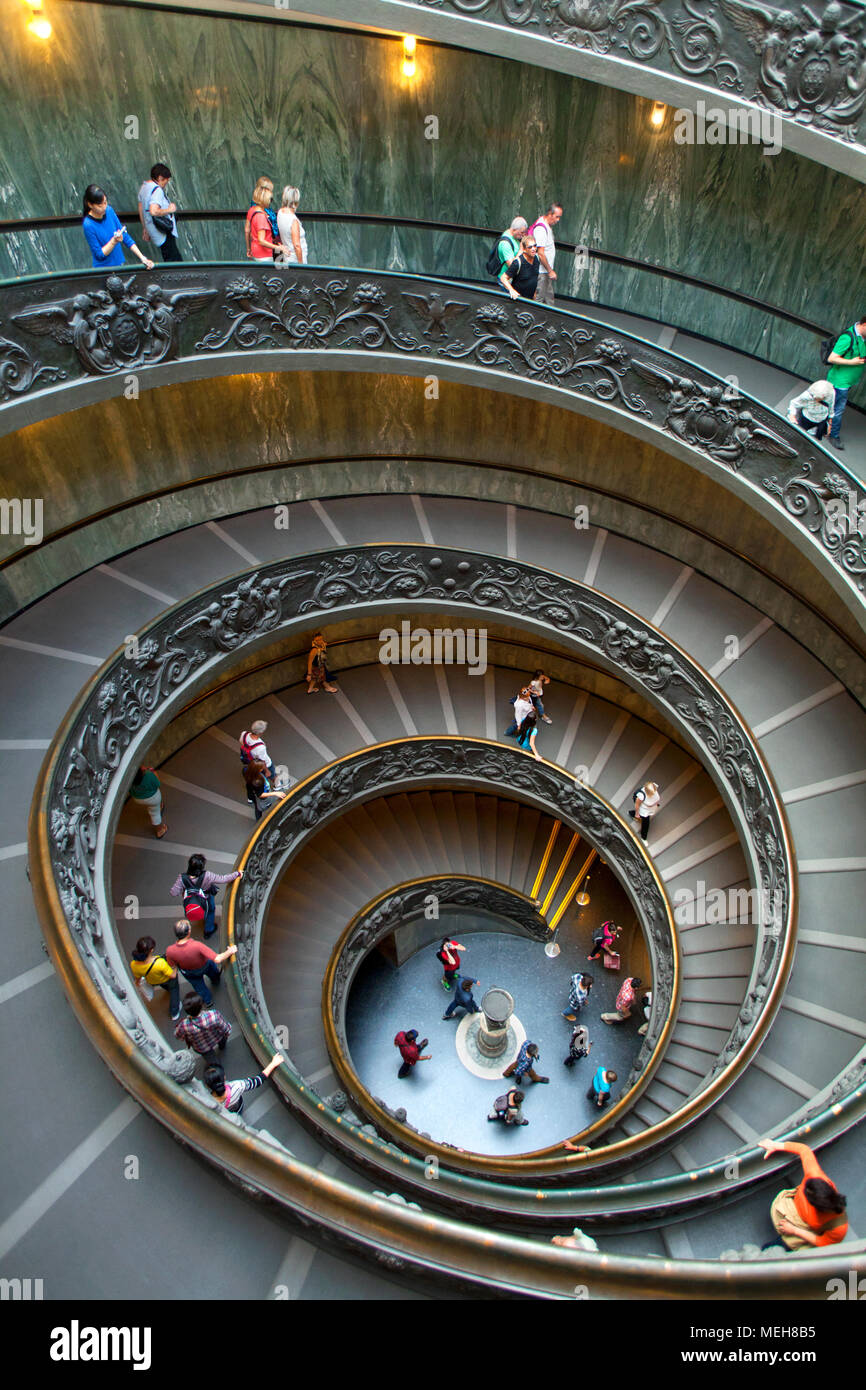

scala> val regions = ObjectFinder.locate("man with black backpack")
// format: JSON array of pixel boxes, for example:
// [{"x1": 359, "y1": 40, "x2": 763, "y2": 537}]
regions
[
  {"x1": 485, "y1": 216, "x2": 526, "y2": 283},
  {"x1": 824, "y1": 315, "x2": 866, "y2": 451}
]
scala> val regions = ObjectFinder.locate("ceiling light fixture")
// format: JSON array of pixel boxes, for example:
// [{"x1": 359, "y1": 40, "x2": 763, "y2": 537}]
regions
[{"x1": 650, "y1": 101, "x2": 666, "y2": 128}]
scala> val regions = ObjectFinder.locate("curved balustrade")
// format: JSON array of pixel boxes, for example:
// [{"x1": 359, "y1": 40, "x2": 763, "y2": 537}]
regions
[
  {"x1": 285, "y1": 0, "x2": 866, "y2": 178},
  {"x1": 229, "y1": 744, "x2": 677, "y2": 1168},
  {"x1": 1, "y1": 265, "x2": 863, "y2": 617},
  {"x1": 27, "y1": 529, "x2": 866, "y2": 1277},
  {"x1": 30, "y1": 541, "x2": 797, "y2": 1176},
  {"x1": 0, "y1": 210, "x2": 837, "y2": 388}
]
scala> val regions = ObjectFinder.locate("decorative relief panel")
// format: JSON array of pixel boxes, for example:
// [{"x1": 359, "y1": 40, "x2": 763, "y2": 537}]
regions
[{"x1": 3, "y1": 268, "x2": 863, "y2": 598}]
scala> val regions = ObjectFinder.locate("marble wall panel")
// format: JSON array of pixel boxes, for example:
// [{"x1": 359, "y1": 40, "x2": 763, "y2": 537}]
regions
[{"x1": 0, "y1": 0, "x2": 863, "y2": 392}]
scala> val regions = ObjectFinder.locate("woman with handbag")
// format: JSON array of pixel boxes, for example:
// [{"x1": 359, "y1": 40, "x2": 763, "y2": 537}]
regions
[
  {"x1": 758, "y1": 1138, "x2": 848, "y2": 1249},
  {"x1": 129, "y1": 936, "x2": 181, "y2": 1021}
]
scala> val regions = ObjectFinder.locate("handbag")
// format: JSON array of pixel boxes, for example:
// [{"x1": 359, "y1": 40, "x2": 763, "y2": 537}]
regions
[
  {"x1": 137, "y1": 957, "x2": 159, "y2": 1001},
  {"x1": 146, "y1": 183, "x2": 174, "y2": 235}
]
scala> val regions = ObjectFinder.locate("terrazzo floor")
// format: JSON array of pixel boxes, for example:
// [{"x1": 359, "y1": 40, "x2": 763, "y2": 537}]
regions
[{"x1": 346, "y1": 918, "x2": 645, "y2": 1156}]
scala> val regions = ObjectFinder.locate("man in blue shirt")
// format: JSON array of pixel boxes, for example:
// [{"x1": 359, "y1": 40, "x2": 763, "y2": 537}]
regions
[
  {"x1": 82, "y1": 184, "x2": 153, "y2": 270},
  {"x1": 587, "y1": 1066, "x2": 617, "y2": 1108},
  {"x1": 138, "y1": 162, "x2": 182, "y2": 263}
]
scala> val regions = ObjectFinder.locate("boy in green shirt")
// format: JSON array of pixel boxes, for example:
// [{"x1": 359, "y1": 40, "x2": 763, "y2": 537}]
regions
[{"x1": 827, "y1": 317, "x2": 866, "y2": 450}]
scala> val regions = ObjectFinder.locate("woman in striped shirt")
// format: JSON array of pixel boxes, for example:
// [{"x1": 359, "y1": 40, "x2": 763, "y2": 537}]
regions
[{"x1": 204, "y1": 1053, "x2": 284, "y2": 1114}]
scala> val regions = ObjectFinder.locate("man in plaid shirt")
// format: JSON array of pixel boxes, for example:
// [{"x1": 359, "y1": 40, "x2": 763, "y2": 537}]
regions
[{"x1": 174, "y1": 992, "x2": 232, "y2": 1063}]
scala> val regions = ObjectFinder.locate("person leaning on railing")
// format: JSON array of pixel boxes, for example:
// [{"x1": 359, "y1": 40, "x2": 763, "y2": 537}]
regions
[
  {"x1": 82, "y1": 184, "x2": 154, "y2": 271},
  {"x1": 203, "y1": 1053, "x2": 284, "y2": 1114},
  {"x1": 758, "y1": 1138, "x2": 848, "y2": 1250}
]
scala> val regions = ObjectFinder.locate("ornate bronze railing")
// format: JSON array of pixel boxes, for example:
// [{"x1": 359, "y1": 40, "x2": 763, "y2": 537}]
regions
[
  {"x1": 227, "y1": 747, "x2": 678, "y2": 1170},
  {"x1": 32, "y1": 541, "x2": 796, "y2": 1165},
  {"x1": 27, "y1": 536, "x2": 866, "y2": 1278},
  {"x1": 2, "y1": 266, "x2": 863, "y2": 617}
]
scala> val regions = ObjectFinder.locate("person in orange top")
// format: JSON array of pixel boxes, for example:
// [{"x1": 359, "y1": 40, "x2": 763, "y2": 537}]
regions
[{"x1": 759, "y1": 1138, "x2": 848, "y2": 1249}]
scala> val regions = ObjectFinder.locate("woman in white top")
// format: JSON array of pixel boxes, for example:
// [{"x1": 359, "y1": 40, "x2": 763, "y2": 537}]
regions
[
  {"x1": 631, "y1": 781, "x2": 661, "y2": 841},
  {"x1": 787, "y1": 380, "x2": 835, "y2": 441},
  {"x1": 277, "y1": 186, "x2": 308, "y2": 265}
]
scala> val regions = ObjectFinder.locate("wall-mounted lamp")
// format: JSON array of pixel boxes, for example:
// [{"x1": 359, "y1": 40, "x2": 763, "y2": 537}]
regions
[
  {"x1": 650, "y1": 101, "x2": 666, "y2": 129},
  {"x1": 23, "y1": 0, "x2": 52, "y2": 38},
  {"x1": 402, "y1": 35, "x2": 416, "y2": 78}
]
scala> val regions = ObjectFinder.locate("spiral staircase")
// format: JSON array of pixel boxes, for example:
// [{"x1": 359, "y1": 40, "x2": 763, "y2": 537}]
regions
[{"x1": 2, "y1": 401, "x2": 865, "y2": 1295}]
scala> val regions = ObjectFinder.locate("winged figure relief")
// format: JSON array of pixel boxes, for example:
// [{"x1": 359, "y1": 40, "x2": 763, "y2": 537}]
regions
[
  {"x1": 718, "y1": 0, "x2": 866, "y2": 130},
  {"x1": 630, "y1": 357, "x2": 797, "y2": 468},
  {"x1": 12, "y1": 276, "x2": 216, "y2": 376},
  {"x1": 401, "y1": 292, "x2": 470, "y2": 339}
]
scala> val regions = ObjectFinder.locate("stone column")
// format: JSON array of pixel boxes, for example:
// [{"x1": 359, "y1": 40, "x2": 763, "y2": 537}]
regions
[{"x1": 476, "y1": 987, "x2": 514, "y2": 1057}]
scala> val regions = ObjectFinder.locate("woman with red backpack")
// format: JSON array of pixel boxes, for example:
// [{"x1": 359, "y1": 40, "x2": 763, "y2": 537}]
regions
[{"x1": 169, "y1": 853, "x2": 243, "y2": 940}]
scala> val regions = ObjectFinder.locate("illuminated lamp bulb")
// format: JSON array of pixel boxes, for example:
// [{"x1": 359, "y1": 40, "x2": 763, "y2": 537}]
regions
[
  {"x1": 401, "y1": 57, "x2": 416, "y2": 78},
  {"x1": 28, "y1": 14, "x2": 51, "y2": 36},
  {"x1": 650, "y1": 101, "x2": 666, "y2": 128},
  {"x1": 403, "y1": 35, "x2": 416, "y2": 56},
  {"x1": 575, "y1": 874, "x2": 591, "y2": 908}
]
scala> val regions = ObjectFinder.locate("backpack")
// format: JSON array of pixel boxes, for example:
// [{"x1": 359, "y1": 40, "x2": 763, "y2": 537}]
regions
[
  {"x1": 181, "y1": 872, "x2": 209, "y2": 923},
  {"x1": 819, "y1": 325, "x2": 858, "y2": 366},
  {"x1": 486, "y1": 232, "x2": 517, "y2": 277}
]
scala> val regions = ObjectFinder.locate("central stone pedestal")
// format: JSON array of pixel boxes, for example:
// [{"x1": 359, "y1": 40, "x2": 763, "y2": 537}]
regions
[
  {"x1": 476, "y1": 987, "x2": 514, "y2": 1056},
  {"x1": 456, "y1": 988, "x2": 526, "y2": 1080}
]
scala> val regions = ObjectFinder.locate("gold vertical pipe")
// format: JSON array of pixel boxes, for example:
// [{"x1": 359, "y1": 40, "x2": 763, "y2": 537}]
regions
[
  {"x1": 529, "y1": 821, "x2": 561, "y2": 901},
  {"x1": 548, "y1": 850, "x2": 597, "y2": 931},
  {"x1": 541, "y1": 832, "x2": 580, "y2": 916}
]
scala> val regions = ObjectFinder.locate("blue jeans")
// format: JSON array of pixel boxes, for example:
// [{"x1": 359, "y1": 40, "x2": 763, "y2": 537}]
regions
[
  {"x1": 444, "y1": 994, "x2": 478, "y2": 1018},
  {"x1": 180, "y1": 960, "x2": 221, "y2": 1006},
  {"x1": 203, "y1": 893, "x2": 217, "y2": 938},
  {"x1": 829, "y1": 387, "x2": 850, "y2": 439},
  {"x1": 531, "y1": 694, "x2": 545, "y2": 717}
]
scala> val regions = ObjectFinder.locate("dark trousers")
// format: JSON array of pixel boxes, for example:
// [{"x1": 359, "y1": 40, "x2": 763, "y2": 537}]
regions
[
  {"x1": 180, "y1": 960, "x2": 221, "y2": 1006},
  {"x1": 587, "y1": 1086, "x2": 610, "y2": 1107},
  {"x1": 198, "y1": 1039, "x2": 227, "y2": 1066},
  {"x1": 398, "y1": 1061, "x2": 414, "y2": 1079},
  {"x1": 794, "y1": 408, "x2": 828, "y2": 440},
  {"x1": 159, "y1": 232, "x2": 182, "y2": 262},
  {"x1": 444, "y1": 995, "x2": 478, "y2": 1018},
  {"x1": 156, "y1": 976, "x2": 180, "y2": 1015}
]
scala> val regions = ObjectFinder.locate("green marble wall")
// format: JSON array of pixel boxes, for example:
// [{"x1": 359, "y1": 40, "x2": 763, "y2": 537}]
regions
[{"x1": 1, "y1": 0, "x2": 864, "y2": 390}]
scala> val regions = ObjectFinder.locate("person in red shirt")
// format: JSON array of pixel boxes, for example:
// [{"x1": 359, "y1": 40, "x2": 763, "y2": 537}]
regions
[
  {"x1": 601, "y1": 976, "x2": 642, "y2": 1024},
  {"x1": 245, "y1": 177, "x2": 280, "y2": 262},
  {"x1": 165, "y1": 919, "x2": 237, "y2": 1006},
  {"x1": 394, "y1": 1029, "x2": 431, "y2": 1079},
  {"x1": 759, "y1": 1138, "x2": 848, "y2": 1249},
  {"x1": 436, "y1": 938, "x2": 466, "y2": 992}
]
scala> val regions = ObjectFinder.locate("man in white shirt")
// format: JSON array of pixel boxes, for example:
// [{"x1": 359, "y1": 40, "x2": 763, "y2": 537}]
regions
[
  {"x1": 529, "y1": 203, "x2": 563, "y2": 306},
  {"x1": 786, "y1": 380, "x2": 835, "y2": 441},
  {"x1": 506, "y1": 687, "x2": 535, "y2": 737},
  {"x1": 239, "y1": 721, "x2": 275, "y2": 778}
]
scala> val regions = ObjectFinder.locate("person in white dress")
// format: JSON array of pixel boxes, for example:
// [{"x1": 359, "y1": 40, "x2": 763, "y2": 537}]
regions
[{"x1": 277, "y1": 186, "x2": 308, "y2": 265}]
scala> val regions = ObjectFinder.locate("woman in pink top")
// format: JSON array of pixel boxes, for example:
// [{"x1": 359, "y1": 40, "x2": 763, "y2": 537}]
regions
[{"x1": 245, "y1": 177, "x2": 280, "y2": 262}]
